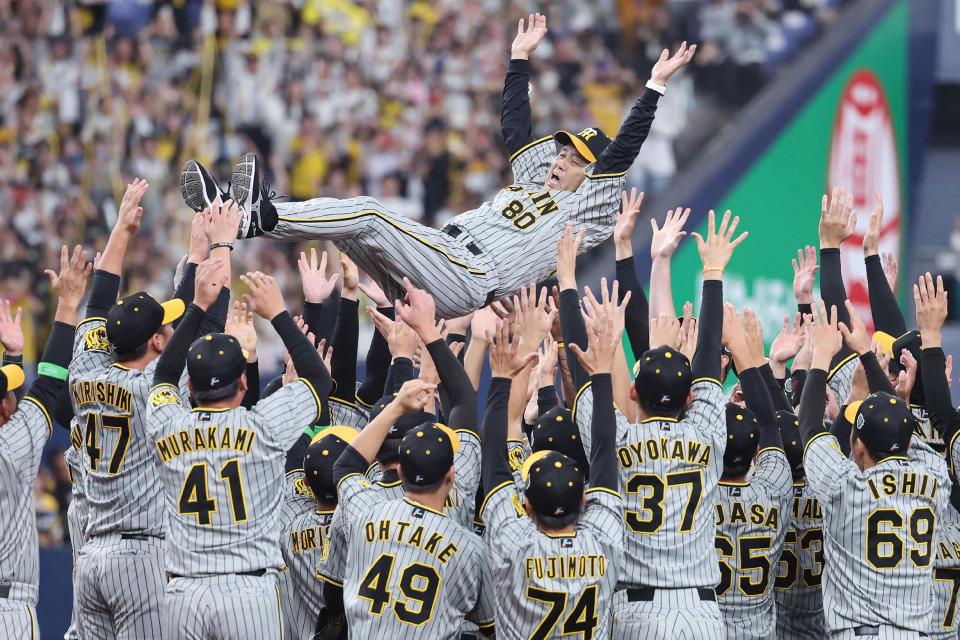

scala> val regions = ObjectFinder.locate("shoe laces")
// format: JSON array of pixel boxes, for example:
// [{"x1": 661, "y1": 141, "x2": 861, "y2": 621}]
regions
[{"x1": 261, "y1": 177, "x2": 284, "y2": 201}]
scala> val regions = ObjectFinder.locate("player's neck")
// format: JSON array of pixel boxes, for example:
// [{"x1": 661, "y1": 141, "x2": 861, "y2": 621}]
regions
[
  {"x1": 116, "y1": 352, "x2": 157, "y2": 372},
  {"x1": 197, "y1": 398, "x2": 243, "y2": 410},
  {"x1": 403, "y1": 490, "x2": 447, "y2": 514},
  {"x1": 538, "y1": 523, "x2": 577, "y2": 535}
]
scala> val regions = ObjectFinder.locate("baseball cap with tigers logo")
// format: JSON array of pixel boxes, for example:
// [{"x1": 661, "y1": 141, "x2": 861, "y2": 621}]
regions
[{"x1": 553, "y1": 127, "x2": 612, "y2": 164}]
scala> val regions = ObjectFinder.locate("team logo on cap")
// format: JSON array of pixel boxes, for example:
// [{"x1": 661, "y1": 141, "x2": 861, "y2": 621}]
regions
[
  {"x1": 856, "y1": 414, "x2": 865, "y2": 430},
  {"x1": 577, "y1": 127, "x2": 598, "y2": 140},
  {"x1": 210, "y1": 377, "x2": 219, "y2": 386}
]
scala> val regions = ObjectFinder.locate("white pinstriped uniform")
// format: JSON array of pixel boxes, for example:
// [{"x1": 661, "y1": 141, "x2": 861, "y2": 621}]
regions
[
  {"x1": 479, "y1": 482, "x2": 623, "y2": 639},
  {"x1": 573, "y1": 379, "x2": 727, "y2": 639},
  {"x1": 774, "y1": 482, "x2": 828, "y2": 639},
  {"x1": 714, "y1": 450, "x2": 793, "y2": 640},
  {"x1": 64, "y1": 432, "x2": 89, "y2": 640},
  {"x1": 266, "y1": 139, "x2": 624, "y2": 319},
  {"x1": 276, "y1": 470, "x2": 319, "y2": 640},
  {"x1": 930, "y1": 506, "x2": 960, "y2": 639},
  {"x1": 804, "y1": 432, "x2": 949, "y2": 638},
  {"x1": 329, "y1": 398, "x2": 368, "y2": 430},
  {"x1": 332, "y1": 473, "x2": 496, "y2": 638},
  {"x1": 69, "y1": 316, "x2": 175, "y2": 640},
  {"x1": 146, "y1": 378, "x2": 322, "y2": 640},
  {"x1": 827, "y1": 358, "x2": 857, "y2": 412},
  {"x1": 280, "y1": 508, "x2": 334, "y2": 640},
  {"x1": 0, "y1": 394, "x2": 52, "y2": 640}
]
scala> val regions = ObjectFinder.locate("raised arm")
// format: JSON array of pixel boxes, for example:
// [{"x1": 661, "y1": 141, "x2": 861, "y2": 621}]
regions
[
  {"x1": 298, "y1": 248, "x2": 341, "y2": 346},
  {"x1": 690, "y1": 209, "x2": 747, "y2": 380},
  {"x1": 330, "y1": 254, "x2": 360, "y2": 403},
  {"x1": 792, "y1": 246, "x2": 818, "y2": 319},
  {"x1": 556, "y1": 225, "x2": 590, "y2": 389},
  {"x1": 798, "y1": 302, "x2": 844, "y2": 445},
  {"x1": 613, "y1": 188, "x2": 650, "y2": 358},
  {"x1": 501, "y1": 13, "x2": 547, "y2": 155},
  {"x1": 729, "y1": 309, "x2": 783, "y2": 451},
  {"x1": 224, "y1": 301, "x2": 260, "y2": 408},
  {"x1": 818, "y1": 187, "x2": 857, "y2": 368},
  {"x1": 356, "y1": 277, "x2": 395, "y2": 406},
  {"x1": 396, "y1": 279, "x2": 479, "y2": 435},
  {"x1": 914, "y1": 273, "x2": 960, "y2": 440},
  {"x1": 592, "y1": 43, "x2": 695, "y2": 176},
  {"x1": 862, "y1": 193, "x2": 906, "y2": 336},
  {"x1": 649, "y1": 207, "x2": 690, "y2": 319},
  {"x1": 368, "y1": 307, "x2": 418, "y2": 395},
  {"x1": 838, "y1": 299, "x2": 895, "y2": 395}
]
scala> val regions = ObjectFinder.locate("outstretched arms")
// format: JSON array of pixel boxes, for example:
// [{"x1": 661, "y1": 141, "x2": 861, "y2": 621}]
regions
[{"x1": 501, "y1": 13, "x2": 548, "y2": 156}]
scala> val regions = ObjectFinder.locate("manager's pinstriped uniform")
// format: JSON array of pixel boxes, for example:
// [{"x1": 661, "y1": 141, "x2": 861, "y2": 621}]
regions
[
  {"x1": 774, "y1": 481, "x2": 828, "y2": 639},
  {"x1": 715, "y1": 449, "x2": 792, "y2": 640},
  {"x1": 146, "y1": 375, "x2": 322, "y2": 640}
]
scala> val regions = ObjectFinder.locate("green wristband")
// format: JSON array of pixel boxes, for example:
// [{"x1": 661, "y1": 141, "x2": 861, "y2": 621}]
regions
[{"x1": 38, "y1": 362, "x2": 69, "y2": 381}]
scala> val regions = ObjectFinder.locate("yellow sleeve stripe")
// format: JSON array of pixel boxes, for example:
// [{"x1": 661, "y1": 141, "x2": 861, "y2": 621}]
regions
[
  {"x1": 318, "y1": 572, "x2": 343, "y2": 587},
  {"x1": 828, "y1": 352, "x2": 858, "y2": 380},
  {"x1": 329, "y1": 396, "x2": 362, "y2": 410},
  {"x1": 296, "y1": 378, "x2": 323, "y2": 424},
  {"x1": 356, "y1": 396, "x2": 373, "y2": 409},
  {"x1": 335, "y1": 472, "x2": 363, "y2": 492},
  {"x1": 571, "y1": 380, "x2": 593, "y2": 421},
  {"x1": 585, "y1": 487, "x2": 621, "y2": 498},
  {"x1": 478, "y1": 481, "x2": 515, "y2": 520},
  {"x1": 22, "y1": 397, "x2": 52, "y2": 437},
  {"x1": 478, "y1": 621, "x2": 496, "y2": 631},
  {"x1": 508, "y1": 135, "x2": 553, "y2": 162},
  {"x1": 692, "y1": 377, "x2": 722, "y2": 387},
  {"x1": 948, "y1": 430, "x2": 960, "y2": 475},
  {"x1": 585, "y1": 169, "x2": 628, "y2": 180},
  {"x1": 802, "y1": 431, "x2": 832, "y2": 460},
  {"x1": 756, "y1": 446, "x2": 784, "y2": 459},
  {"x1": 76, "y1": 316, "x2": 105, "y2": 329}
]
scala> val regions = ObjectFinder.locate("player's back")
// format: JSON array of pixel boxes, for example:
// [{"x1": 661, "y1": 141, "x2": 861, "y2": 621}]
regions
[
  {"x1": 281, "y1": 507, "x2": 334, "y2": 639},
  {"x1": 820, "y1": 452, "x2": 945, "y2": 631},
  {"x1": 931, "y1": 504, "x2": 960, "y2": 639},
  {"x1": 774, "y1": 481, "x2": 827, "y2": 639},
  {"x1": 616, "y1": 409, "x2": 725, "y2": 588},
  {"x1": 150, "y1": 404, "x2": 291, "y2": 576},
  {"x1": 342, "y1": 496, "x2": 489, "y2": 639},
  {"x1": 714, "y1": 456, "x2": 791, "y2": 636},
  {"x1": 71, "y1": 363, "x2": 166, "y2": 537}
]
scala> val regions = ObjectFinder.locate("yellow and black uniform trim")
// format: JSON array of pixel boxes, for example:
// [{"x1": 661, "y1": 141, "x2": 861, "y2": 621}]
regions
[
  {"x1": 276, "y1": 210, "x2": 485, "y2": 276},
  {"x1": 508, "y1": 135, "x2": 553, "y2": 163},
  {"x1": 478, "y1": 480, "x2": 514, "y2": 521},
  {"x1": 828, "y1": 352, "x2": 858, "y2": 380},
  {"x1": 802, "y1": 431, "x2": 833, "y2": 462},
  {"x1": 23, "y1": 397, "x2": 52, "y2": 436}
]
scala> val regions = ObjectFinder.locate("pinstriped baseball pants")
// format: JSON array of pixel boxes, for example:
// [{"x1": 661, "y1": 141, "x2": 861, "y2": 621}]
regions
[
  {"x1": 610, "y1": 588, "x2": 726, "y2": 640},
  {"x1": 0, "y1": 601, "x2": 38, "y2": 639},
  {"x1": 831, "y1": 627, "x2": 931, "y2": 640},
  {"x1": 64, "y1": 500, "x2": 88, "y2": 640},
  {"x1": 165, "y1": 573, "x2": 284, "y2": 640},
  {"x1": 75, "y1": 535, "x2": 166, "y2": 639},
  {"x1": 270, "y1": 197, "x2": 496, "y2": 319}
]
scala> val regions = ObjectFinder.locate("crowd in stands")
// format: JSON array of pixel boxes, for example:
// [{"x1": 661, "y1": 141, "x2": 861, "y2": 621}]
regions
[{"x1": 0, "y1": 0, "x2": 848, "y2": 546}]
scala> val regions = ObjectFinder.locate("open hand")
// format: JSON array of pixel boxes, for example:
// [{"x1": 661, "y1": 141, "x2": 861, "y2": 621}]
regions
[
  {"x1": 650, "y1": 41, "x2": 697, "y2": 86},
  {"x1": 650, "y1": 207, "x2": 690, "y2": 260},
  {"x1": 511, "y1": 13, "x2": 548, "y2": 60},
  {"x1": 298, "y1": 248, "x2": 340, "y2": 304},
  {"x1": 241, "y1": 271, "x2": 286, "y2": 319},
  {"x1": 818, "y1": 186, "x2": 856, "y2": 249},
  {"x1": 690, "y1": 209, "x2": 747, "y2": 274},
  {"x1": 0, "y1": 300, "x2": 24, "y2": 356},
  {"x1": 791, "y1": 246, "x2": 818, "y2": 304},
  {"x1": 117, "y1": 178, "x2": 149, "y2": 235}
]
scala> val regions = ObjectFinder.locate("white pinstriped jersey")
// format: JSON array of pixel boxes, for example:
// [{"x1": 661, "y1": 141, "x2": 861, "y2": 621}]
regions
[
  {"x1": 804, "y1": 432, "x2": 949, "y2": 633},
  {"x1": 329, "y1": 398, "x2": 368, "y2": 430},
  {"x1": 714, "y1": 450, "x2": 792, "y2": 636},
  {"x1": 280, "y1": 508, "x2": 334, "y2": 639},
  {"x1": 931, "y1": 506, "x2": 960, "y2": 639},
  {"x1": 480, "y1": 482, "x2": 623, "y2": 640},
  {"x1": 65, "y1": 421, "x2": 88, "y2": 508},
  {"x1": 0, "y1": 396, "x2": 53, "y2": 606},
  {"x1": 913, "y1": 406, "x2": 945, "y2": 453},
  {"x1": 69, "y1": 317, "x2": 188, "y2": 537},
  {"x1": 827, "y1": 357, "x2": 857, "y2": 412},
  {"x1": 774, "y1": 482, "x2": 827, "y2": 638},
  {"x1": 574, "y1": 379, "x2": 727, "y2": 588},
  {"x1": 507, "y1": 438, "x2": 531, "y2": 490},
  {"x1": 447, "y1": 138, "x2": 624, "y2": 299},
  {"x1": 334, "y1": 473, "x2": 496, "y2": 638},
  {"x1": 145, "y1": 378, "x2": 321, "y2": 576}
]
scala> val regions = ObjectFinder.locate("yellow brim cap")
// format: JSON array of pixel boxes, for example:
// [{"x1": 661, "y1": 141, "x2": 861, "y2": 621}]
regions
[
  {"x1": 310, "y1": 425, "x2": 359, "y2": 445},
  {"x1": 554, "y1": 130, "x2": 596, "y2": 163},
  {"x1": 0, "y1": 364, "x2": 24, "y2": 391},
  {"x1": 520, "y1": 449, "x2": 554, "y2": 483},
  {"x1": 872, "y1": 331, "x2": 895, "y2": 357},
  {"x1": 844, "y1": 400, "x2": 863, "y2": 424},
  {"x1": 161, "y1": 299, "x2": 186, "y2": 325},
  {"x1": 435, "y1": 423, "x2": 461, "y2": 454}
]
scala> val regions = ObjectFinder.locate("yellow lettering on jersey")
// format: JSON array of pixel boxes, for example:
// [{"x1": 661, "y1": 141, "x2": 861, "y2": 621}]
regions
[
  {"x1": 617, "y1": 438, "x2": 712, "y2": 469},
  {"x1": 524, "y1": 555, "x2": 606, "y2": 581},
  {"x1": 409, "y1": 526, "x2": 424, "y2": 547},
  {"x1": 716, "y1": 501, "x2": 780, "y2": 530},
  {"x1": 155, "y1": 425, "x2": 257, "y2": 463},
  {"x1": 364, "y1": 518, "x2": 460, "y2": 564},
  {"x1": 867, "y1": 472, "x2": 939, "y2": 501},
  {"x1": 378, "y1": 520, "x2": 391, "y2": 541},
  {"x1": 792, "y1": 495, "x2": 822, "y2": 521},
  {"x1": 72, "y1": 381, "x2": 133, "y2": 413},
  {"x1": 291, "y1": 528, "x2": 319, "y2": 554}
]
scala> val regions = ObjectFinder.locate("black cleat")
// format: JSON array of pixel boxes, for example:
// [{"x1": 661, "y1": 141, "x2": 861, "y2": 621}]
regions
[
  {"x1": 179, "y1": 160, "x2": 228, "y2": 213},
  {"x1": 230, "y1": 152, "x2": 278, "y2": 239}
]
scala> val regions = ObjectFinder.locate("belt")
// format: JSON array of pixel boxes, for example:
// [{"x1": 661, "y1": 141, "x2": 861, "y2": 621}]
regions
[
  {"x1": 853, "y1": 627, "x2": 927, "y2": 637},
  {"x1": 443, "y1": 224, "x2": 497, "y2": 306},
  {"x1": 625, "y1": 586, "x2": 716, "y2": 603},
  {"x1": 442, "y1": 224, "x2": 483, "y2": 256},
  {"x1": 120, "y1": 532, "x2": 163, "y2": 541},
  {"x1": 0, "y1": 584, "x2": 9, "y2": 599},
  {"x1": 168, "y1": 569, "x2": 267, "y2": 579}
]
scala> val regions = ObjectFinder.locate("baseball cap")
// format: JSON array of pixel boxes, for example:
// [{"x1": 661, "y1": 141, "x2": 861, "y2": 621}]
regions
[
  {"x1": 845, "y1": 392, "x2": 915, "y2": 459},
  {"x1": 634, "y1": 346, "x2": 693, "y2": 413},
  {"x1": 553, "y1": 127, "x2": 611, "y2": 164},
  {"x1": 776, "y1": 411, "x2": 804, "y2": 479},
  {"x1": 531, "y1": 407, "x2": 587, "y2": 469},
  {"x1": 889, "y1": 331, "x2": 921, "y2": 375},
  {"x1": 187, "y1": 333, "x2": 248, "y2": 393},
  {"x1": 0, "y1": 364, "x2": 24, "y2": 396},
  {"x1": 399, "y1": 422, "x2": 460, "y2": 488},
  {"x1": 304, "y1": 426, "x2": 358, "y2": 502},
  {"x1": 521, "y1": 450, "x2": 584, "y2": 519},
  {"x1": 106, "y1": 292, "x2": 185, "y2": 353},
  {"x1": 724, "y1": 403, "x2": 759, "y2": 470},
  {"x1": 369, "y1": 394, "x2": 435, "y2": 439}
]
